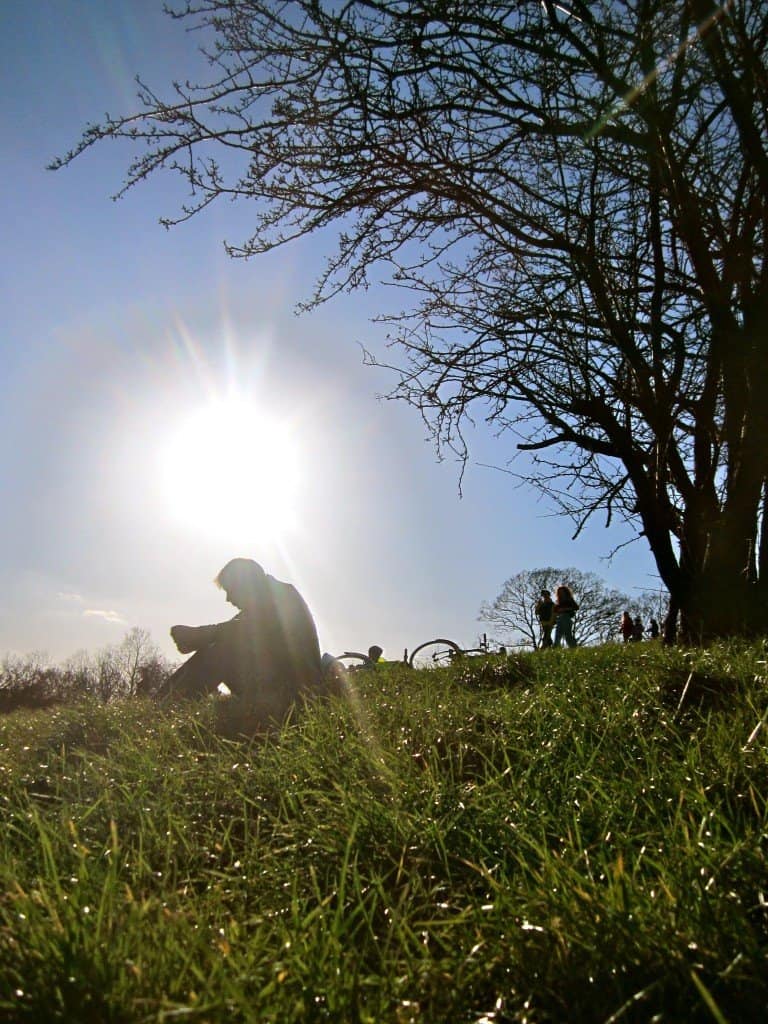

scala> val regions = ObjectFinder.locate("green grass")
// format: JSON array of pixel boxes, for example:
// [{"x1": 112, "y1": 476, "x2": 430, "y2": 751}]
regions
[{"x1": 1, "y1": 642, "x2": 766, "y2": 1022}]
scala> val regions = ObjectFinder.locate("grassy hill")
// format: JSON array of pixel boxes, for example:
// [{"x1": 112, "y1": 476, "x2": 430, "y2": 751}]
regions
[{"x1": 1, "y1": 642, "x2": 766, "y2": 1022}]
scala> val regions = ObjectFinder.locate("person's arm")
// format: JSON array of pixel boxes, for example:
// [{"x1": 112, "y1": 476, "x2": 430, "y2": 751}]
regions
[{"x1": 170, "y1": 622, "x2": 224, "y2": 654}]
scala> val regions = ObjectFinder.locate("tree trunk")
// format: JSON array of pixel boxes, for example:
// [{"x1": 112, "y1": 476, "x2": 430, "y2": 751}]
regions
[
  {"x1": 675, "y1": 514, "x2": 764, "y2": 642},
  {"x1": 677, "y1": 572, "x2": 764, "y2": 643},
  {"x1": 646, "y1": 486, "x2": 765, "y2": 643}
]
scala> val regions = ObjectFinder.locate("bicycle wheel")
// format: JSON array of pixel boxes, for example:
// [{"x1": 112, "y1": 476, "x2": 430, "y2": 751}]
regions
[
  {"x1": 408, "y1": 639, "x2": 463, "y2": 669},
  {"x1": 337, "y1": 652, "x2": 372, "y2": 669}
]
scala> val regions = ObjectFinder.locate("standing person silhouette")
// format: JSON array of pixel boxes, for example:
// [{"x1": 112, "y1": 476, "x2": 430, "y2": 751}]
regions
[
  {"x1": 553, "y1": 585, "x2": 579, "y2": 647},
  {"x1": 620, "y1": 611, "x2": 633, "y2": 643},
  {"x1": 535, "y1": 589, "x2": 556, "y2": 648},
  {"x1": 158, "y1": 558, "x2": 323, "y2": 726}
]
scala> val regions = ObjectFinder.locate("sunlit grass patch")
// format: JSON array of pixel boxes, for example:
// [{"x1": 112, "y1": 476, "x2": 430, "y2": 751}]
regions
[{"x1": 0, "y1": 642, "x2": 766, "y2": 1021}]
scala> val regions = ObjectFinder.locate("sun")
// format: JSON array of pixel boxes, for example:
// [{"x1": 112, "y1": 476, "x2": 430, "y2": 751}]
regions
[{"x1": 158, "y1": 398, "x2": 302, "y2": 543}]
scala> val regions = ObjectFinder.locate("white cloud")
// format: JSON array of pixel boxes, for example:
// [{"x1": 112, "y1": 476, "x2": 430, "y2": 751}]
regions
[{"x1": 83, "y1": 609, "x2": 126, "y2": 624}]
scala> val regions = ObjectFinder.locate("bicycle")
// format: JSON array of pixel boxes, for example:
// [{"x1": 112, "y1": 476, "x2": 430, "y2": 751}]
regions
[
  {"x1": 333, "y1": 635, "x2": 493, "y2": 671},
  {"x1": 406, "y1": 635, "x2": 491, "y2": 669},
  {"x1": 336, "y1": 650, "x2": 378, "y2": 669}
]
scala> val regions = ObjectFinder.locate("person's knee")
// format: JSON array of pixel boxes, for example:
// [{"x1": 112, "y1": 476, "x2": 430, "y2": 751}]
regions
[{"x1": 164, "y1": 648, "x2": 225, "y2": 700}]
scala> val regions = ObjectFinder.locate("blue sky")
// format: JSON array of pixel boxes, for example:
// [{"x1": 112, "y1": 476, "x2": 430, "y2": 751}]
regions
[{"x1": 1, "y1": 1, "x2": 658, "y2": 665}]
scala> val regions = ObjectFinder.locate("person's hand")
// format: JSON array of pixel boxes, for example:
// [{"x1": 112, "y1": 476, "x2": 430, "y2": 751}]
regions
[{"x1": 170, "y1": 624, "x2": 196, "y2": 654}]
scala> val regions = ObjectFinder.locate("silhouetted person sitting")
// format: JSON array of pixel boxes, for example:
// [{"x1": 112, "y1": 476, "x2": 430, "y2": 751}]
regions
[{"x1": 158, "y1": 558, "x2": 323, "y2": 727}]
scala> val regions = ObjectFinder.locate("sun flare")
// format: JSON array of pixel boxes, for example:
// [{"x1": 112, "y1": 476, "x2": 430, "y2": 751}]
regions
[{"x1": 158, "y1": 399, "x2": 301, "y2": 543}]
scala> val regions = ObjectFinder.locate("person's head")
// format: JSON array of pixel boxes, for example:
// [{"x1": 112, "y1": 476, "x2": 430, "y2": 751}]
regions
[
  {"x1": 214, "y1": 558, "x2": 268, "y2": 610},
  {"x1": 556, "y1": 585, "x2": 571, "y2": 600},
  {"x1": 541, "y1": 589, "x2": 551, "y2": 599},
  {"x1": 368, "y1": 645, "x2": 383, "y2": 663}
]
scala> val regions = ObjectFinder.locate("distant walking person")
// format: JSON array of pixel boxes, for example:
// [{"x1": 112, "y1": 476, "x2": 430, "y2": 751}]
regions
[
  {"x1": 620, "y1": 610, "x2": 633, "y2": 643},
  {"x1": 649, "y1": 617, "x2": 660, "y2": 639},
  {"x1": 553, "y1": 585, "x2": 579, "y2": 648},
  {"x1": 631, "y1": 616, "x2": 644, "y2": 642},
  {"x1": 535, "y1": 589, "x2": 556, "y2": 648},
  {"x1": 158, "y1": 558, "x2": 324, "y2": 727}
]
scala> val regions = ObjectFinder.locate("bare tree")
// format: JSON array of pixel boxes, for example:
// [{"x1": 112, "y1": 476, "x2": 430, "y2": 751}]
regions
[
  {"x1": 61, "y1": 649, "x2": 98, "y2": 696},
  {"x1": 113, "y1": 628, "x2": 156, "y2": 697},
  {"x1": 53, "y1": 1, "x2": 768, "y2": 641},
  {"x1": 480, "y1": 567, "x2": 631, "y2": 648},
  {"x1": 82, "y1": 629, "x2": 170, "y2": 701}
]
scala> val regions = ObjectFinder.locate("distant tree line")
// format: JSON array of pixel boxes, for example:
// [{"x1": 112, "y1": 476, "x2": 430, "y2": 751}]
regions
[{"x1": 0, "y1": 628, "x2": 173, "y2": 715}]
